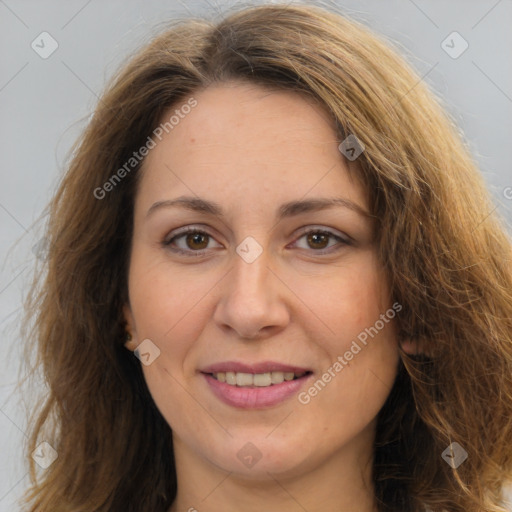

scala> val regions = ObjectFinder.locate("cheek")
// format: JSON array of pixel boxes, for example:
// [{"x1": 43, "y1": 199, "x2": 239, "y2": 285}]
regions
[
  {"x1": 294, "y1": 254, "x2": 398, "y2": 405},
  {"x1": 128, "y1": 259, "x2": 209, "y2": 428},
  {"x1": 128, "y1": 248, "x2": 216, "y2": 347},
  {"x1": 291, "y1": 253, "x2": 388, "y2": 345},
  {"x1": 300, "y1": 325, "x2": 399, "y2": 450}
]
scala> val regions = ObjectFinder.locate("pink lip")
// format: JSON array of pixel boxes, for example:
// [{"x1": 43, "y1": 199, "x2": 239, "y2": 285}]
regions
[
  {"x1": 200, "y1": 361, "x2": 313, "y2": 409},
  {"x1": 201, "y1": 361, "x2": 310, "y2": 374}
]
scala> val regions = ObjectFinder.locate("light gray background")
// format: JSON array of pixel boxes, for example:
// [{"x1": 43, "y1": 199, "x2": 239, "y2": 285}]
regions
[{"x1": 1, "y1": 1, "x2": 511, "y2": 510}]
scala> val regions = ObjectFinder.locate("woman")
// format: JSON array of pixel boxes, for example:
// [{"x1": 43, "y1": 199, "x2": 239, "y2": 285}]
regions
[{"x1": 21, "y1": 3, "x2": 512, "y2": 511}]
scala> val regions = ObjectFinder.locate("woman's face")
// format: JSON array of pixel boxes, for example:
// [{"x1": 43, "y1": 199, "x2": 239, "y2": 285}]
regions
[{"x1": 124, "y1": 81, "x2": 400, "y2": 479}]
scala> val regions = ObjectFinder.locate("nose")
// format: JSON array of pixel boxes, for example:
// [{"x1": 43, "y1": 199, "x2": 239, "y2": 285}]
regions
[{"x1": 212, "y1": 244, "x2": 290, "y2": 340}]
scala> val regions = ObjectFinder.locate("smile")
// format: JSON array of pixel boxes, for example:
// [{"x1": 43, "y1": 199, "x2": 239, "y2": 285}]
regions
[
  {"x1": 200, "y1": 362, "x2": 313, "y2": 409},
  {"x1": 210, "y1": 371, "x2": 309, "y2": 387}
]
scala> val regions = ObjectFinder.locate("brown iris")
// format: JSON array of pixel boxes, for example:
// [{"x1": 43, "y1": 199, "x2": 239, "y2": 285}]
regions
[
  {"x1": 307, "y1": 232, "x2": 329, "y2": 250},
  {"x1": 186, "y1": 232, "x2": 209, "y2": 250}
]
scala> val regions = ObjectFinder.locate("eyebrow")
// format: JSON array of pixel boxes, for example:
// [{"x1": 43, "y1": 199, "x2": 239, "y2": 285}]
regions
[{"x1": 146, "y1": 195, "x2": 372, "y2": 221}]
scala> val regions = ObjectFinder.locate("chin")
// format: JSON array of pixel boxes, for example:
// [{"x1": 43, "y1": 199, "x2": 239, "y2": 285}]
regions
[{"x1": 205, "y1": 434, "x2": 315, "y2": 479}]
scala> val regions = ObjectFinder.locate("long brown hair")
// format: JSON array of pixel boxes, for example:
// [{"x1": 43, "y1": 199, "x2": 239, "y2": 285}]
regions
[{"x1": 20, "y1": 3, "x2": 512, "y2": 511}]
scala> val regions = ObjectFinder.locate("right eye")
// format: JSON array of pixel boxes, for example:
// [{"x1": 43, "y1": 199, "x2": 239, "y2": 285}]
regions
[{"x1": 163, "y1": 227, "x2": 223, "y2": 256}]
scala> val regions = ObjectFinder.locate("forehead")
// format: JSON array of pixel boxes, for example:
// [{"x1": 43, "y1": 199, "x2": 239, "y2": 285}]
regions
[
  {"x1": 136, "y1": 81, "x2": 367, "y2": 214},
  {"x1": 183, "y1": 82, "x2": 338, "y2": 149}
]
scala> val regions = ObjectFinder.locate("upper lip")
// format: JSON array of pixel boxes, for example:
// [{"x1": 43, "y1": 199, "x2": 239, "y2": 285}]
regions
[{"x1": 201, "y1": 361, "x2": 311, "y2": 374}]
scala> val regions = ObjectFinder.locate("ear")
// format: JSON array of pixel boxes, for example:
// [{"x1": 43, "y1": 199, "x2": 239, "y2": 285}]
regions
[
  {"x1": 399, "y1": 339, "x2": 422, "y2": 356},
  {"x1": 123, "y1": 303, "x2": 138, "y2": 352}
]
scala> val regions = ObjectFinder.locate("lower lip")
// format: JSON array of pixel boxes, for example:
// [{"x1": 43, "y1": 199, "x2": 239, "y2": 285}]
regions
[{"x1": 203, "y1": 373, "x2": 312, "y2": 409}]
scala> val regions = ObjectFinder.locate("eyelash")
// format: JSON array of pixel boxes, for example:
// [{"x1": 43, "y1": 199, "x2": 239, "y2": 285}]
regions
[{"x1": 162, "y1": 226, "x2": 350, "y2": 257}]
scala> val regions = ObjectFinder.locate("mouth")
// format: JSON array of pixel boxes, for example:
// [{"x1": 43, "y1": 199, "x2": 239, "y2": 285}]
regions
[{"x1": 200, "y1": 362, "x2": 313, "y2": 409}]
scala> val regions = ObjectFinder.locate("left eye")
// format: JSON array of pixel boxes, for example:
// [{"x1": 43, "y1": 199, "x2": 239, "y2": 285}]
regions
[
  {"x1": 292, "y1": 229, "x2": 348, "y2": 253},
  {"x1": 163, "y1": 227, "x2": 348, "y2": 255}
]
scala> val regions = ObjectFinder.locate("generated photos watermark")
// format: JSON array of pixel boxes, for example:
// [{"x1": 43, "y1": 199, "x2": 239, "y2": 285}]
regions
[
  {"x1": 298, "y1": 302, "x2": 402, "y2": 405},
  {"x1": 93, "y1": 97, "x2": 197, "y2": 200}
]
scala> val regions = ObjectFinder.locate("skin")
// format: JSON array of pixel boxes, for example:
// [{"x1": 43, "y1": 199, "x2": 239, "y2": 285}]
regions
[{"x1": 124, "y1": 81, "x2": 404, "y2": 512}]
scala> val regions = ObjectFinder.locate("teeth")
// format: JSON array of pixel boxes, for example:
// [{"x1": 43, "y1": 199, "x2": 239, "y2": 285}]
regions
[
  {"x1": 253, "y1": 373, "x2": 272, "y2": 387},
  {"x1": 271, "y1": 372, "x2": 284, "y2": 384},
  {"x1": 236, "y1": 372, "x2": 253, "y2": 386},
  {"x1": 212, "y1": 371, "x2": 307, "y2": 387}
]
